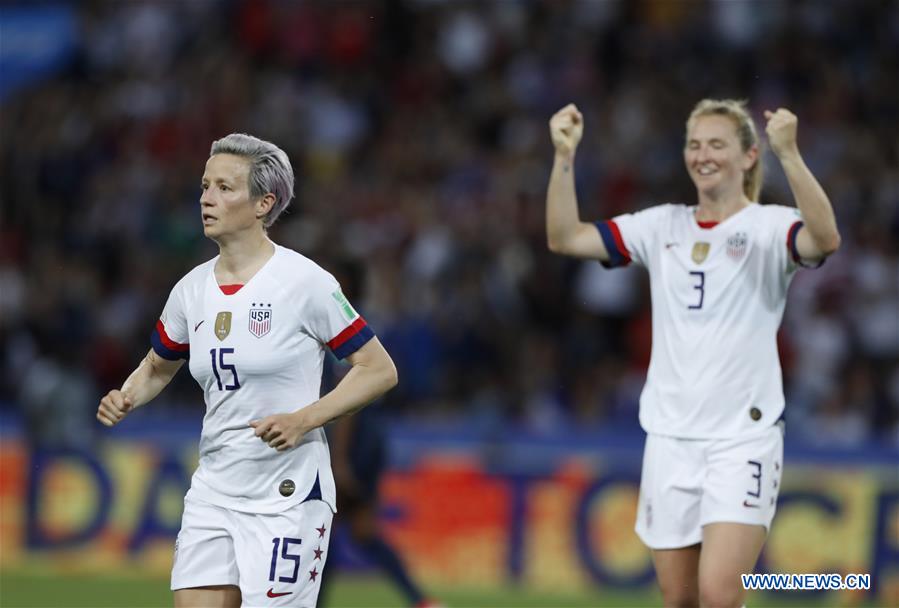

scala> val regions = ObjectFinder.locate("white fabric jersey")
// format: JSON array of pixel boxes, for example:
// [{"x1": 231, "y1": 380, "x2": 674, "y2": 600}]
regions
[
  {"x1": 151, "y1": 244, "x2": 374, "y2": 514},
  {"x1": 596, "y1": 203, "x2": 818, "y2": 439}
]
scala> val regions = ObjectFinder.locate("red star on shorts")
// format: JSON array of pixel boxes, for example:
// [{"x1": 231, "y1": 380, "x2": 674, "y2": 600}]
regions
[
  {"x1": 316, "y1": 524, "x2": 327, "y2": 538},
  {"x1": 309, "y1": 566, "x2": 319, "y2": 582},
  {"x1": 313, "y1": 546, "x2": 324, "y2": 560}
]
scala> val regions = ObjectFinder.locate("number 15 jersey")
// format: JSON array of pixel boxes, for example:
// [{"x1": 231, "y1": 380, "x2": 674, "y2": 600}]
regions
[
  {"x1": 596, "y1": 203, "x2": 818, "y2": 439},
  {"x1": 150, "y1": 244, "x2": 374, "y2": 514}
]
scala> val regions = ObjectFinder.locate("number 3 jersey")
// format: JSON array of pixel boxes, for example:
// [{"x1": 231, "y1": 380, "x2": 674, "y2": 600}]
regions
[
  {"x1": 596, "y1": 203, "x2": 819, "y2": 440},
  {"x1": 150, "y1": 244, "x2": 374, "y2": 514}
]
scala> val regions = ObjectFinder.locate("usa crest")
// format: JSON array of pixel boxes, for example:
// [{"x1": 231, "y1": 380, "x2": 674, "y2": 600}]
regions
[
  {"x1": 727, "y1": 232, "x2": 748, "y2": 260},
  {"x1": 691, "y1": 242, "x2": 710, "y2": 264},
  {"x1": 249, "y1": 303, "x2": 272, "y2": 338}
]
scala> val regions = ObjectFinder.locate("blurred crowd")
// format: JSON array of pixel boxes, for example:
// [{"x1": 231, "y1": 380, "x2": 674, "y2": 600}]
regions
[{"x1": 2, "y1": 0, "x2": 897, "y2": 449}]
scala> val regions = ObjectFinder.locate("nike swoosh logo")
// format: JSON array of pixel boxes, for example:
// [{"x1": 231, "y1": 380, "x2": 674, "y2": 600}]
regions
[
  {"x1": 194, "y1": 320, "x2": 204, "y2": 332},
  {"x1": 665, "y1": 242, "x2": 679, "y2": 249},
  {"x1": 743, "y1": 500, "x2": 760, "y2": 508},
  {"x1": 267, "y1": 588, "x2": 293, "y2": 598}
]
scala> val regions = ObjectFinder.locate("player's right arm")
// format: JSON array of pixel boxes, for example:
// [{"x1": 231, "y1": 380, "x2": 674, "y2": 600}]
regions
[
  {"x1": 546, "y1": 103, "x2": 610, "y2": 261},
  {"x1": 96, "y1": 349, "x2": 184, "y2": 427}
]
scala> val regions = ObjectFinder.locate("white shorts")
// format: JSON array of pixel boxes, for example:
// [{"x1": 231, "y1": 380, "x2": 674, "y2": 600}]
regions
[
  {"x1": 171, "y1": 496, "x2": 334, "y2": 607},
  {"x1": 635, "y1": 423, "x2": 783, "y2": 550}
]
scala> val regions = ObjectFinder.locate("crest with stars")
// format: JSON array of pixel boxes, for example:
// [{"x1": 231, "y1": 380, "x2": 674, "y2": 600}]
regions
[
  {"x1": 248, "y1": 302, "x2": 272, "y2": 338},
  {"x1": 727, "y1": 231, "x2": 748, "y2": 260}
]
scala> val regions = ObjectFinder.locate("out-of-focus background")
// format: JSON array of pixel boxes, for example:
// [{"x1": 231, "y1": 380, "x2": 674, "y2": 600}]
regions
[{"x1": 1, "y1": 1, "x2": 897, "y2": 606}]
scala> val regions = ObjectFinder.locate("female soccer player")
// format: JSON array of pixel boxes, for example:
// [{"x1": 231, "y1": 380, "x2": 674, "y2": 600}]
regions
[
  {"x1": 546, "y1": 100, "x2": 840, "y2": 607},
  {"x1": 97, "y1": 133, "x2": 398, "y2": 608}
]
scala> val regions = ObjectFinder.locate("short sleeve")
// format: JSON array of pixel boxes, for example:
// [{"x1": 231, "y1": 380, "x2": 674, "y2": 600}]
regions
[
  {"x1": 302, "y1": 271, "x2": 375, "y2": 360},
  {"x1": 769, "y1": 206, "x2": 824, "y2": 273},
  {"x1": 151, "y1": 281, "x2": 190, "y2": 360},
  {"x1": 594, "y1": 204, "x2": 670, "y2": 268}
]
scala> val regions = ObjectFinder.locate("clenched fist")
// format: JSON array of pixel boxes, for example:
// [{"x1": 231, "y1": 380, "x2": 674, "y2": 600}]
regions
[
  {"x1": 549, "y1": 103, "x2": 584, "y2": 159},
  {"x1": 764, "y1": 108, "x2": 799, "y2": 160},
  {"x1": 97, "y1": 389, "x2": 134, "y2": 427},
  {"x1": 250, "y1": 411, "x2": 311, "y2": 452}
]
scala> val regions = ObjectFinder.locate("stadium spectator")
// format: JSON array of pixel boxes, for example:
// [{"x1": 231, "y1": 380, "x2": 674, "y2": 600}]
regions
[{"x1": 2, "y1": 1, "x2": 896, "y2": 461}]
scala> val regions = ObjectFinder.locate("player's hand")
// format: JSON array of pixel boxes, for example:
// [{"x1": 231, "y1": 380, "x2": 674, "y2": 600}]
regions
[
  {"x1": 250, "y1": 411, "x2": 309, "y2": 452},
  {"x1": 97, "y1": 389, "x2": 133, "y2": 427},
  {"x1": 764, "y1": 108, "x2": 799, "y2": 160},
  {"x1": 549, "y1": 103, "x2": 584, "y2": 159}
]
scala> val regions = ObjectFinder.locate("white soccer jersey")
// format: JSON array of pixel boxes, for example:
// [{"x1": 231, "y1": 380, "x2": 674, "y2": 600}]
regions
[
  {"x1": 596, "y1": 203, "x2": 819, "y2": 439},
  {"x1": 150, "y1": 244, "x2": 374, "y2": 514}
]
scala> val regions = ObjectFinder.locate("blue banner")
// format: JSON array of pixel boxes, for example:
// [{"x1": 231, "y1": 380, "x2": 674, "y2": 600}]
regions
[{"x1": 0, "y1": 5, "x2": 77, "y2": 100}]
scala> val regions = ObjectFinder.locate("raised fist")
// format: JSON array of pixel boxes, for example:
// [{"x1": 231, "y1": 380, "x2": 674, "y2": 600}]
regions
[
  {"x1": 549, "y1": 103, "x2": 584, "y2": 159},
  {"x1": 764, "y1": 108, "x2": 799, "y2": 160}
]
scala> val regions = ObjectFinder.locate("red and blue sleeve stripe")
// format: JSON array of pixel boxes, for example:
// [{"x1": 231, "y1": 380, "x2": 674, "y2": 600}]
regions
[
  {"x1": 594, "y1": 220, "x2": 632, "y2": 268},
  {"x1": 327, "y1": 317, "x2": 374, "y2": 360},
  {"x1": 151, "y1": 319, "x2": 190, "y2": 360},
  {"x1": 787, "y1": 221, "x2": 824, "y2": 268}
]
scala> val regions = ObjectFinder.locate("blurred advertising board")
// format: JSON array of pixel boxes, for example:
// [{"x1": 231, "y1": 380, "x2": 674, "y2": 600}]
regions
[{"x1": 1, "y1": 424, "x2": 896, "y2": 603}]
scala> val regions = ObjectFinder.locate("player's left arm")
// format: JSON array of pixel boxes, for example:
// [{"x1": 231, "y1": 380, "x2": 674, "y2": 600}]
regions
[
  {"x1": 765, "y1": 108, "x2": 841, "y2": 260},
  {"x1": 251, "y1": 338, "x2": 398, "y2": 452}
]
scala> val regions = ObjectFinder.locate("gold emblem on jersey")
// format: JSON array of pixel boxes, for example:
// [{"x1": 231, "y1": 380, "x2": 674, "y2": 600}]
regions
[
  {"x1": 691, "y1": 242, "x2": 710, "y2": 264},
  {"x1": 214, "y1": 311, "x2": 232, "y2": 341}
]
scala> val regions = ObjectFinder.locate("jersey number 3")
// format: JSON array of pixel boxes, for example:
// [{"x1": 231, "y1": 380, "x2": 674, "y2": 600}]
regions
[
  {"x1": 210, "y1": 347, "x2": 241, "y2": 390},
  {"x1": 688, "y1": 271, "x2": 705, "y2": 310}
]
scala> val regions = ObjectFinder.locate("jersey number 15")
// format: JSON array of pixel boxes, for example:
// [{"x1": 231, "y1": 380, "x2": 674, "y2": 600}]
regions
[{"x1": 210, "y1": 347, "x2": 241, "y2": 390}]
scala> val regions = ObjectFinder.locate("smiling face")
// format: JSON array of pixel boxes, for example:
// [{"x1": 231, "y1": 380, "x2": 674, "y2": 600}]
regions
[
  {"x1": 684, "y1": 114, "x2": 758, "y2": 200},
  {"x1": 200, "y1": 154, "x2": 267, "y2": 241}
]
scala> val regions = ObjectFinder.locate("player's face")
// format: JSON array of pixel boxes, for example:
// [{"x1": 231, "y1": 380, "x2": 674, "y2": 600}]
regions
[
  {"x1": 200, "y1": 154, "x2": 259, "y2": 240},
  {"x1": 684, "y1": 115, "x2": 755, "y2": 199}
]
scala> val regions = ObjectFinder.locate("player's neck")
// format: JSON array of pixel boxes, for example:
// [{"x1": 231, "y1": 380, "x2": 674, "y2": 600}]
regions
[
  {"x1": 695, "y1": 190, "x2": 752, "y2": 223},
  {"x1": 215, "y1": 230, "x2": 275, "y2": 284}
]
